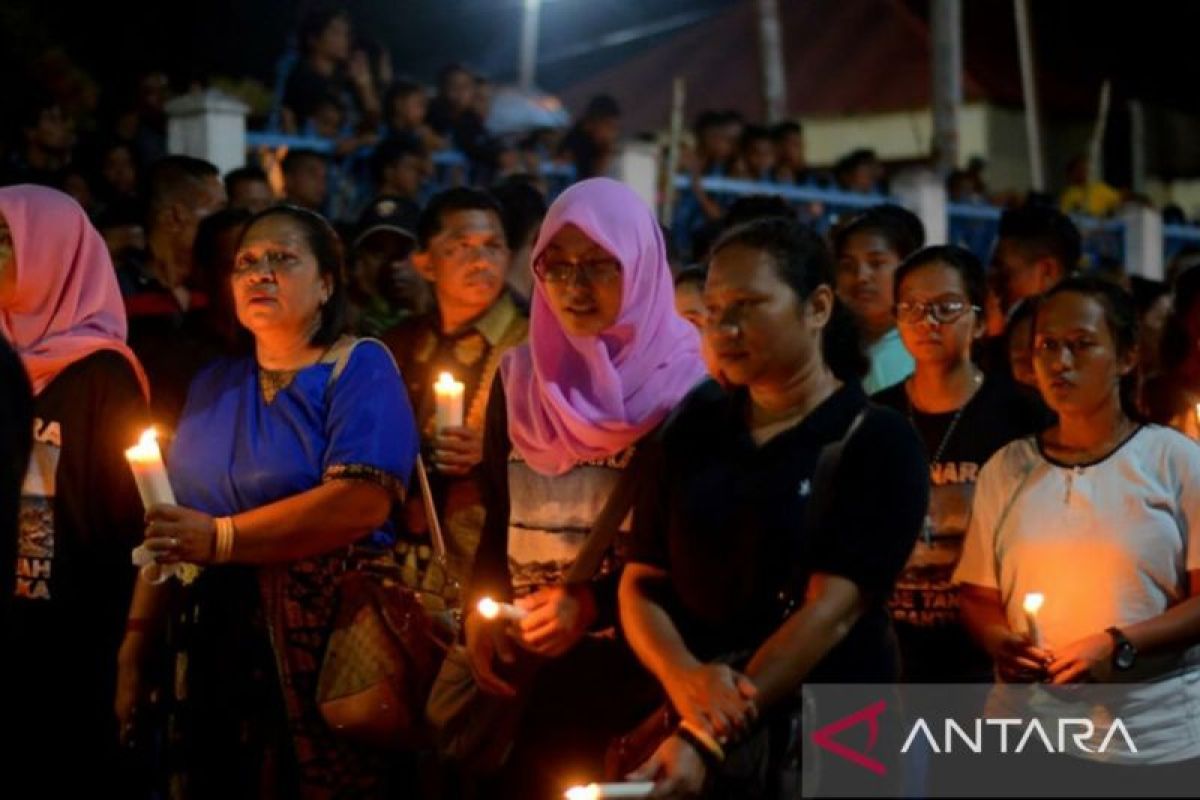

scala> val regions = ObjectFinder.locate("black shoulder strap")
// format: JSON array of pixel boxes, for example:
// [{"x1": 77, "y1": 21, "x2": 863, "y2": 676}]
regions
[{"x1": 804, "y1": 406, "x2": 870, "y2": 534}]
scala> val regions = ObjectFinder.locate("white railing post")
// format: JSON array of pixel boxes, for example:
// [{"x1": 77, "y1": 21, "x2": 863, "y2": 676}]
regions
[
  {"x1": 893, "y1": 167, "x2": 948, "y2": 245},
  {"x1": 1121, "y1": 204, "x2": 1164, "y2": 279},
  {"x1": 166, "y1": 89, "x2": 250, "y2": 176}
]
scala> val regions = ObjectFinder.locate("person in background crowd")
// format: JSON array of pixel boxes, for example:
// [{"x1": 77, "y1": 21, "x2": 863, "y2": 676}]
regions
[
  {"x1": 620, "y1": 217, "x2": 926, "y2": 798},
  {"x1": 281, "y1": 149, "x2": 328, "y2": 212},
  {"x1": 94, "y1": 139, "x2": 140, "y2": 206},
  {"x1": 466, "y1": 178, "x2": 706, "y2": 798},
  {"x1": 426, "y1": 63, "x2": 491, "y2": 167},
  {"x1": 0, "y1": 185, "x2": 151, "y2": 796},
  {"x1": 58, "y1": 164, "x2": 97, "y2": 214},
  {"x1": 283, "y1": 5, "x2": 381, "y2": 133},
  {"x1": 473, "y1": 74, "x2": 494, "y2": 121},
  {"x1": 1059, "y1": 154, "x2": 1124, "y2": 218},
  {"x1": 95, "y1": 197, "x2": 147, "y2": 264},
  {"x1": 192, "y1": 207, "x2": 253, "y2": 354},
  {"x1": 732, "y1": 125, "x2": 775, "y2": 181},
  {"x1": 672, "y1": 265, "x2": 707, "y2": 331},
  {"x1": 118, "y1": 205, "x2": 418, "y2": 798},
  {"x1": 112, "y1": 70, "x2": 170, "y2": 166},
  {"x1": 119, "y1": 155, "x2": 226, "y2": 427},
  {"x1": 490, "y1": 176, "x2": 547, "y2": 304},
  {"x1": 956, "y1": 277, "x2": 1200, "y2": 793},
  {"x1": 770, "y1": 121, "x2": 811, "y2": 185},
  {"x1": 989, "y1": 205, "x2": 1080, "y2": 316},
  {"x1": 833, "y1": 204, "x2": 925, "y2": 393},
  {"x1": 4, "y1": 94, "x2": 74, "y2": 187},
  {"x1": 1129, "y1": 275, "x2": 1172, "y2": 378},
  {"x1": 224, "y1": 165, "x2": 275, "y2": 215},
  {"x1": 1143, "y1": 266, "x2": 1200, "y2": 438},
  {"x1": 1003, "y1": 297, "x2": 1041, "y2": 394},
  {"x1": 558, "y1": 94, "x2": 622, "y2": 180},
  {"x1": 674, "y1": 110, "x2": 739, "y2": 237},
  {"x1": 370, "y1": 136, "x2": 427, "y2": 205},
  {"x1": 0, "y1": 336, "x2": 33, "y2": 606},
  {"x1": 384, "y1": 79, "x2": 446, "y2": 152},
  {"x1": 872, "y1": 246, "x2": 1046, "y2": 683},
  {"x1": 833, "y1": 148, "x2": 882, "y2": 194},
  {"x1": 384, "y1": 187, "x2": 526, "y2": 598},
  {"x1": 349, "y1": 195, "x2": 426, "y2": 336}
]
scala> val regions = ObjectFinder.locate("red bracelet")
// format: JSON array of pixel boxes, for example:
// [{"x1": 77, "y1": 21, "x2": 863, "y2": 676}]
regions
[{"x1": 125, "y1": 618, "x2": 153, "y2": 634}]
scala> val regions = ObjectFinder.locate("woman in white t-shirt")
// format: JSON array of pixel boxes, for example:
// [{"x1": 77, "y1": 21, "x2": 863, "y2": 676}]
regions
[{"x1": 955, "y1": 277, "x2": 1200, "y2": 770}]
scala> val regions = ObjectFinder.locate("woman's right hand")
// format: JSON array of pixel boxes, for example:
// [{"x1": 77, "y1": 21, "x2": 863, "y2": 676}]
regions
[
  {"x1": 664, "y1": 662, "x2": 758, "y2": 743},
  {"x1": 991, "y1": 629, "x2": 1052, "y2": 682},
  {"x1": 464, "y1": 610, "x2": 518, "y2": 697}
]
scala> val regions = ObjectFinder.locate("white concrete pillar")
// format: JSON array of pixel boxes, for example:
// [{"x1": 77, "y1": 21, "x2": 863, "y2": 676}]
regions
[
  {"x1": 617, "y1": 141, "x2": 661, "y2": 213},
  {"x1": 166, "y1": 89, "x2": 250, "y2": 176},
  {"x1": 1120, "y1": 204, "x2": 1164, "y2": 280},
  {"x1": 892, "y1": 167, "x2": 948, "y2": 245}
]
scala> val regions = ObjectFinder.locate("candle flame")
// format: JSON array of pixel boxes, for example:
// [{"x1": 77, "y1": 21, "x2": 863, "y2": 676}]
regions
[
  {"x1": 477, "y1": 597, "x2": 500, "y2": 620},
  {"x1": 125, "y1": 427, "x2": 162, "y2": 461},
  {"x1": 436, "y1": 371, "x2": 460, "y2": 388},
  {"x1": 1023, "y1": 592, "x2": 1044, "y2": 614},
  {"x1": 564, "y1": 786, "x2": 599, "y2": 800}
]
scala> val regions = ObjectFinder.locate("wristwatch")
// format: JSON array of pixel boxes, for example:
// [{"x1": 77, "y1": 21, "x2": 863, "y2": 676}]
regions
[{"x1": 1106, "y1": 626, "x2": 1137, "y2": 671}]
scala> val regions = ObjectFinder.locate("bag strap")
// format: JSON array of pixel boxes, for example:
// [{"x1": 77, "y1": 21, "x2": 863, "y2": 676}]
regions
[
  {"x1": 415, "y1": 454, "x2": 449, "y2": 562},
  {"x1": 803, "y1": 406, "x2": 869, "y2": 532},
  {"x1": 564, "y1": 433, "x2": 655, "y2": 584}
]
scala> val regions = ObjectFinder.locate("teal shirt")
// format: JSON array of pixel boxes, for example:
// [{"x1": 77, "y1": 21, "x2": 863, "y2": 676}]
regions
[{"x1": 863, "y1": 327, "x2": 914, "y2": 394}]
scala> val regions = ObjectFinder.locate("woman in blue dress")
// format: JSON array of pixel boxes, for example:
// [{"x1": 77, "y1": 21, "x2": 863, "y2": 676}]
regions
[{"x1": 118, "y1": 205, "x2": 418, "y2": 797}]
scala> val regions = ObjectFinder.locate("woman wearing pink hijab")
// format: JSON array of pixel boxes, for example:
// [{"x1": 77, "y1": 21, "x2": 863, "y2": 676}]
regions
[
  {"x1": 0, "y1": 185, "x2": 150, "y2": 794},
  {"x1": 463, "y1": 178, "x2": 707, "y2": 796}
]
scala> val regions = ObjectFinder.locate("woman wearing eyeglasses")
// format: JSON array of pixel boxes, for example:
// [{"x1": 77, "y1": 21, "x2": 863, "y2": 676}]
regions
[
  {"x1": 871, "y1": 246, "x2": 1047, "y2": 683},
  {"x1": 463, "y1": 178, "x2": 709, "y2": 798}
]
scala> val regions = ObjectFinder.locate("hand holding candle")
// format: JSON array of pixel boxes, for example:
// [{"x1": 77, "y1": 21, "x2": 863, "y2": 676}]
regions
[
  {"x1": 434, "y1": 371, "x2": 465, "y2": 432},
  {"x1": 1023, "y1": 592, "x2": 1044, "y2": 647},
  {"x1": 125, "y1": 427, "x2": 192, "y2": 584},
  {"x1": 565, "y1": 783, "x2": 655, "y2": 800},
  {"x1": 477, "y1": 596, "x2": 529, "y2": 622}
]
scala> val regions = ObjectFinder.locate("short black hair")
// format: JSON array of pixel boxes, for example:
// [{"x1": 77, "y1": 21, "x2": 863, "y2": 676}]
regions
[
  {"x1": 674, "y1": 264, "x2": 707, "y2": 290},
  {"x1": 369, "y1": 137, "x2": 425, "y2": 185},
  {"x1": 692, "y1": 110, "x2": 726, "y2": 137},
  {"x1": 894, "y1": 244, "x2": 987, "y2": 309},
  {"x1": 15, "y1": 91, "x2": 58, "y2": 133},
  {"x1": 712, "y1": 217, "x2": 867, "y2": 382},
  {"x1": 834, "y1": 148, "x2": 878, "y2": 178},
  {"x1": 282, "y1": 149, "x2": 327, "y2": 175},
  {"x1": 298, "y1": 5, "x2": 350, "y2": 57},
  {"x1": 224, "y1": 165, "x2": 269, "y2": 196},
  {"x1": 236, "y1": 205, "x2": 348, "y2": 347},
  {"x1": 722, "y1": 195, "x2": 793, "y2": 230},
  {"x1": 385, "y1": 80, "x2": 425, "y2": 111},
  {"x1": 770, "y1": 121, "x2": 802, "y2": 140},
  {"x1": 146, "y1": 155, "x2": 220, "y2": 220},
  {"x1": 438, "y1": 63, "x2": 472, "y2": 88},
  {"x1": 997, "y1": 205, "x2": 1082, "y2": 275},
  {"x1": 583, "y1": 94, "x2": 620, "y2": 121},
  {"x1": 831, "y1": 204, "x2": 925, "y2": 262},
  {"x1": 416, "y1": 187, "x2": 505, "y2": 250},
  {"x1": 489, "y1": 178, "x2": 547, "y2": 251},
  {"x1": 740, "y1": 125, "x2": 772, "y2": 147}
]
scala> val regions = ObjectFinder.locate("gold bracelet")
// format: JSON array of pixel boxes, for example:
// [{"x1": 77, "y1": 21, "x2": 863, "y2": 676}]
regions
[
  {"x1": 678, "y1": 718, "x2": 726, "y2": 762},
  {"x1": 213, "y1": 516, "x2": 236, "y2": 564}
]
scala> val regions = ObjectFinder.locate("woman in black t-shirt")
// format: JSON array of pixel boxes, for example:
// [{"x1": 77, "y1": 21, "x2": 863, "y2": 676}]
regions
[
  {"x1": 872, "y1": 246, "x2": 1047, "y2": 683},
  {"x1": 620, "y1": 217, "x2": 927, "y2": 798}
]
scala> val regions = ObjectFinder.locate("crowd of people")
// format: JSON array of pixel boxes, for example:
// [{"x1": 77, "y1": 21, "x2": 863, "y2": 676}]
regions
[{"x1": 3, "y1": 5, "x2": 1200, "y2": 800}]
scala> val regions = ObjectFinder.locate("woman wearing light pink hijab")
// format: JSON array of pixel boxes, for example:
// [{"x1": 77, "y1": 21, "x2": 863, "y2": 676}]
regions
[
  {"x1": 0, "y1": 185, "x2": 151, "y2": 795},
  {"x1": 463, "y1": 178, "x2": 707, "y2": 797}
]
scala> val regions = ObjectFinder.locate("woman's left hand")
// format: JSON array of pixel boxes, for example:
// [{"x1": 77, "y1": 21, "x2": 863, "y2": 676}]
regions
[
  {"x1": 1045, "y1": 632, "x2": 1114, "y2": 684},
  {"x1": 512, "y1": 584, "x2": 597, "y2": 657},
  {"x1": 142, "y1": 505, "x2": 216, "y2": 564},
  {"x1": 627, "y1": 734, "x2": 707, "y2": 798}
]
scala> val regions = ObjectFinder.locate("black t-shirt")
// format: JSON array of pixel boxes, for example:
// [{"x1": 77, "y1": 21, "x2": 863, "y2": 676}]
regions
[
  {"x1": 872, "y1": 375, "x2": 1049, "y2": 681},
  {"x1": 629, "y1": 380, "x2": 928, "y2": 683},
  {"x1": 7, "y1": 351, "x2": 149, "y2": 760}
]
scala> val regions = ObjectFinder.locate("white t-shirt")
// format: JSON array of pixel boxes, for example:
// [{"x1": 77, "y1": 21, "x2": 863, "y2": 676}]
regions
[{"x1": 954, "y1": 425, "x2": 1200, "y2": 763}]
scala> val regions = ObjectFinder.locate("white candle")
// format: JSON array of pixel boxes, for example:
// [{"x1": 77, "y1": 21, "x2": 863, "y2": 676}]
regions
[
  {"x1": 124, "y1": 427, "x2": 176, "y2": 508},
  {"x1": 1022, "y1": 592, "x2": 1044, "y2": 647},
  {"x1": 434, "y1": 371, "x2": 465, "y2": 432},
  {"x1": 565, "y1": 783, "x2": 655, "y2": 800},
  {"x1": 477, "y1": 597, "x2": 528, "y2": 622}
]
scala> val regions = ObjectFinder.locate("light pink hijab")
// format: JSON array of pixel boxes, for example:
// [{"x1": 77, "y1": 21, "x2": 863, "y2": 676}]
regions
[
  {"x1": 0, "y1": 185, "x2": 149, "y2": 398},
  {"x1": 501, "y1": 178, "x2": 706, "y2": 476}
]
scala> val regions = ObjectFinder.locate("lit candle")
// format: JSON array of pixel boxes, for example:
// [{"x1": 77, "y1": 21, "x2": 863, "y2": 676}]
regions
[
  {"x1": 1022, "y1": 592, "x2": 1044, "y2": 647},
  {"x1": 124, "y1": 427, "x2": 176, "y2": 508},
  {"x1": 564, "y1": 783, "x2": 655, "y2": 800},
  {"x1": 477, "y1": 596, "x2": 528, "y2": 622},
  {"x1": 433, "y1": 371, "x2": 465, "y2": 432}
]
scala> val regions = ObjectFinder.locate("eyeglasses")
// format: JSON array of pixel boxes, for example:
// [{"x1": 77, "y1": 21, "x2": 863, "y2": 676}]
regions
[
  {"x1": 532, "y1": 255, "x2": 622, "y2": 286},
  {"x1": 894, "y1": 297, "x2": 980, "y2": 325}
]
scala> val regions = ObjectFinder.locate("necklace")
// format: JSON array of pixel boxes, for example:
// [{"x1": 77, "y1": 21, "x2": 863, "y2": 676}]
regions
[{"x1": 907, "y1": 369, "x2": 984, "y2": 545}]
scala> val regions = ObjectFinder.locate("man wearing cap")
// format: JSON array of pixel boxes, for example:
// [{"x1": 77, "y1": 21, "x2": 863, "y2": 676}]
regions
[
  {"x1": 383, "y1": 187, "x2": 528, "y2": 599},
  {"x1": 349, "y1": 195, "x2": 430, "y2": 336}
]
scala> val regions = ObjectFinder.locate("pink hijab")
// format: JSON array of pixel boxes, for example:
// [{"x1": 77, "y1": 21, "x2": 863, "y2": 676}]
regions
[
  {"x1": 501, "y1": 178, "x2": 707, "y2": 476},
  {"x1": 0, "y1": 185, "x2": 149, "y2": 398}
]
